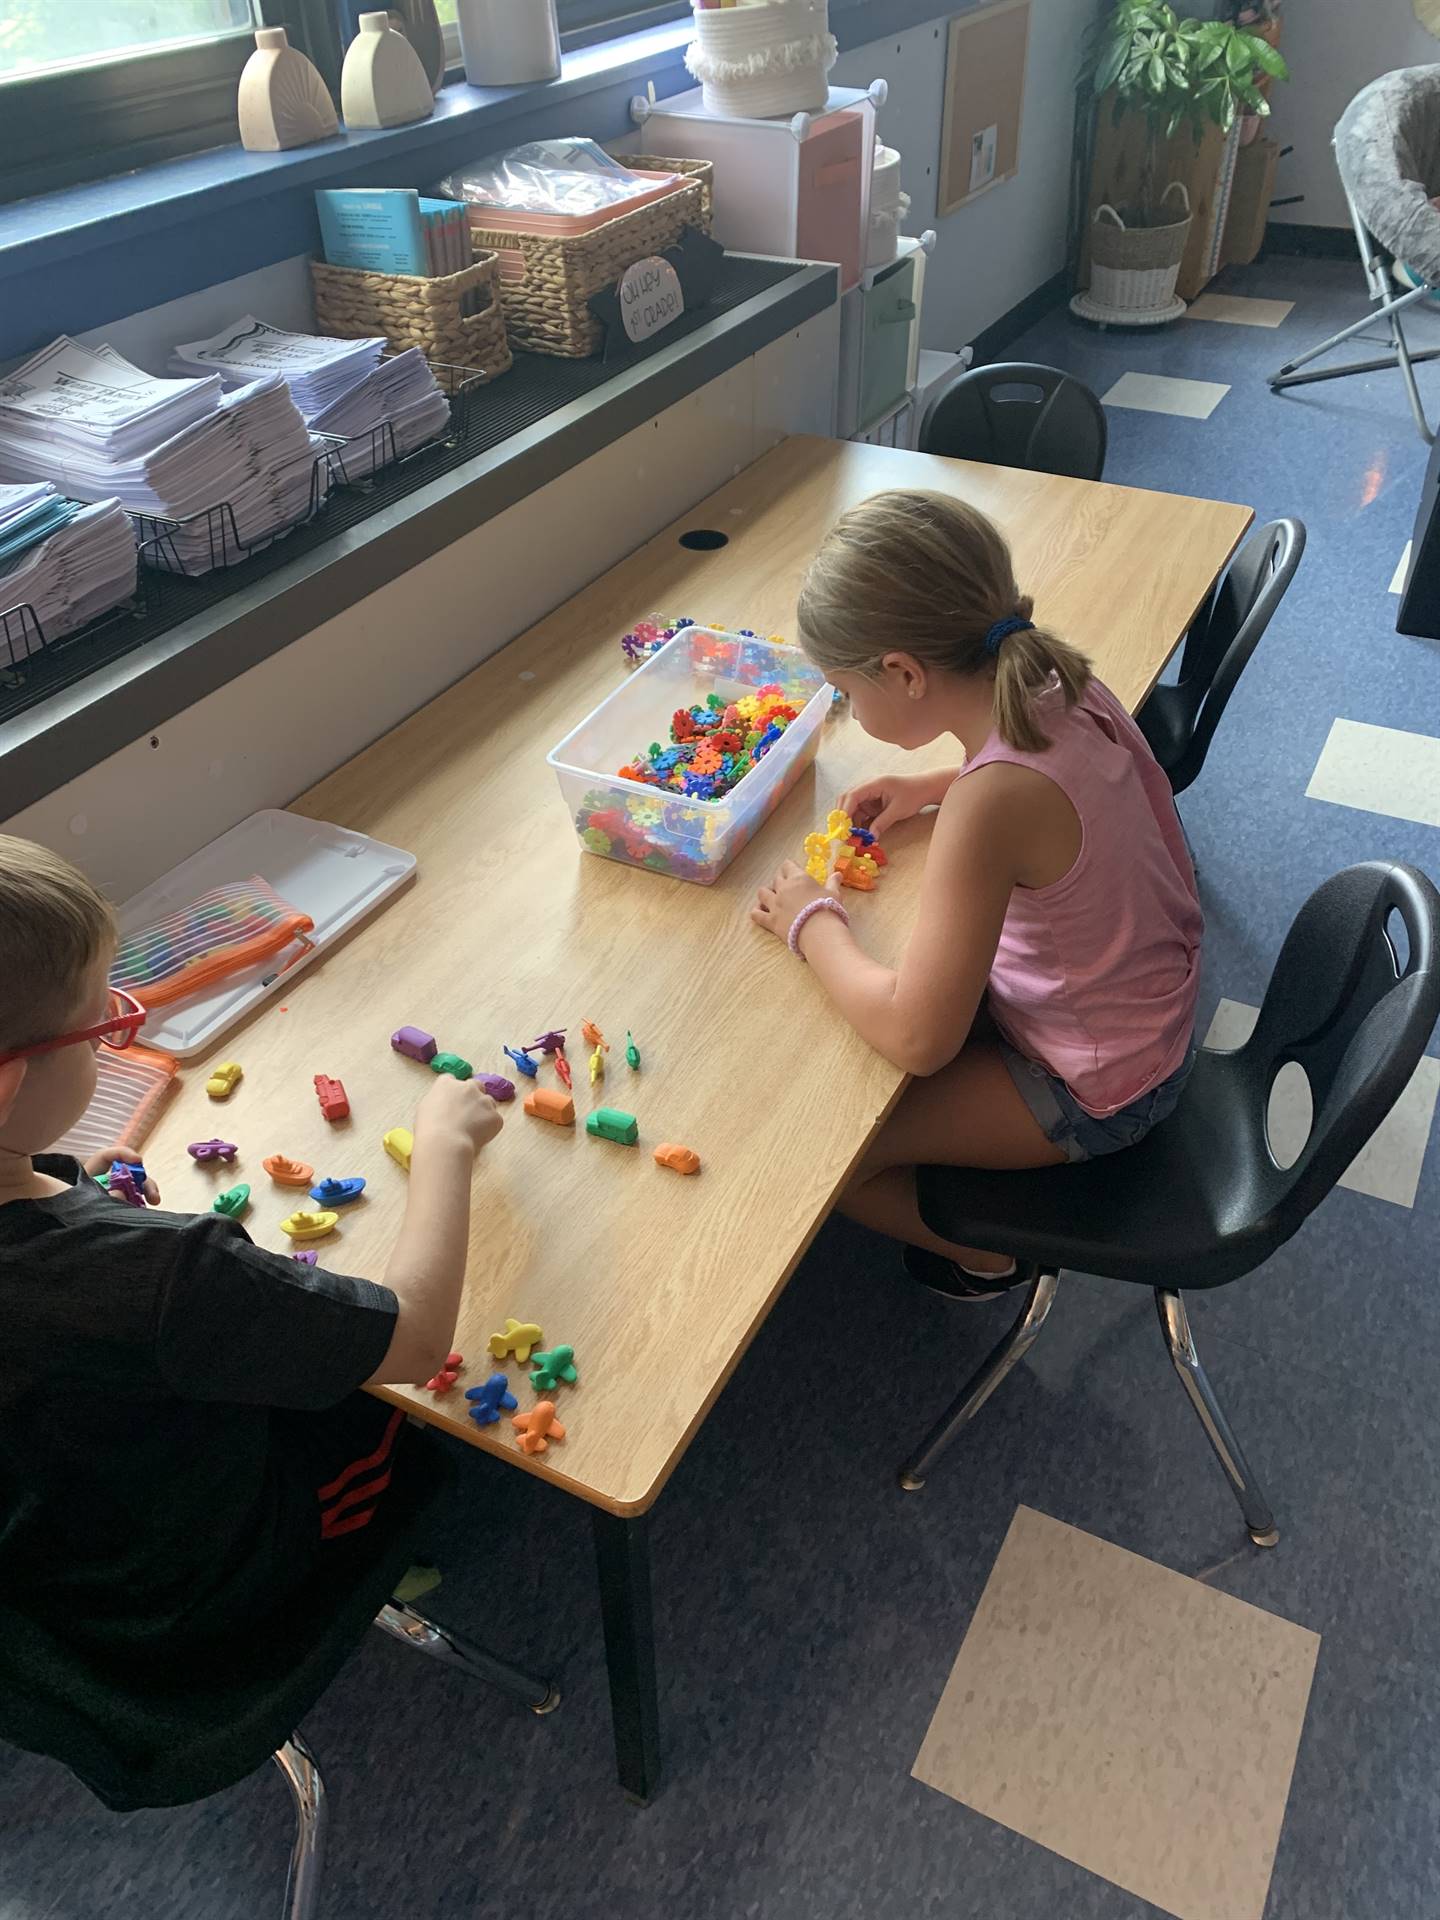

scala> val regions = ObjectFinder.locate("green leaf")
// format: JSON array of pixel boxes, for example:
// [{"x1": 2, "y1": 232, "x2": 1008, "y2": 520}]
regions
[
  {"x1": 1165, "y1": 108, "x2": 1183, "y2": 140},
  {"x1": 1195, "y1": 41, "x2": 1223, "y2": 71},
  {"x1": 1225, "y1": 34, "x2": 1251, "y2": 76},
  {"x1": 1219, "y1": 90, "x2": 1236, "y2": 132},
  {"x1": 1249, "y1": 39, "x2": 1289, "y2": 80},
  {"x1": 1093, "y1": 32, "x2": 1128, "y2": 94},
  {"x1": 1148, "y1": 50, "x2": 1166, "y2": 90}
]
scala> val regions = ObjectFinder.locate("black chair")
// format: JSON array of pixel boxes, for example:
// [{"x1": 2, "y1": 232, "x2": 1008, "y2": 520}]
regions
[
  {"x1": 904, "y1": 862, "x2": 1440, "y2": 1545},
  {"x1": 917, "y1": 361, "x2": 1108, "y2": 480},
  {"x1": 0, "y1": 1592, "x2": 557, "y2": 1917},
  {"x1": 1137, "y1": 518, "x2": 1306, "y2": 796}
]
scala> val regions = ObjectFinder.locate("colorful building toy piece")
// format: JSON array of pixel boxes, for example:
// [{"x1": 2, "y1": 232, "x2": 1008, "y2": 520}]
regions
[
  {"x1": 586, "y1": 1107, "x2": 638, "y2": 1146},
  {"x1": 489, "y1": 1318, "x2": 544, "y2": 1362},
  {"x1": 187, "y1": 1138, "x2": 237, "y2": 1162},
  {"x1": 478, "y1": 1074, "x2": 516, "y2": 1101},
  {"x1": 205, "y1": 1060, "x2": 243, "y2": 1100},
  {"x1": 292, "y1": 1250, "x2": 319, "y2": 1266},
  {"x1": 214, "y1": 1183, "x2": 251, "y2": 1218},
  {"x1": 529, "y1": 1344, "x2": 578, "y2": 1391},
  {"x1": 524, "y1": 1086, "x2": 575, "y2": 1126},
  {"x1": 106, "y1": 1164, "x2": 145, "y2": 1208},
  {"x1": 465, "y1": 1373, "x2": 518, "y2": 1426},
  {"x1": 513, "y1": 1401, "x2": 566, "y2": 1455},
  {"x1": 313, "y1": 1073, "x2": 349, "y2": 1121},
  {"x1": 310, "y1": 1176, "x2": 366, "y2": 1207},
  {"x1": 430, "y1": 1051, "x2": 473, "y2": 1080},
  {"x1": 383, "y1": 1127, "x2": 413, "y2": 1171},
  {"x1": 625, "y1": 1031, "x2": 641, "y2": 1070},
  {"x1": 263, "y1": 1154, "x2": 314, "y2": 1186},
  {"x1": 391, "y1": 1026, "x2": 437, "y2": 1063},
  {"x1": 653, "y1": 1142, "x2": 701, "y2": 1175},
  {"x1": 503, "y1": 1045, "x2": 539, "y2": 1078},
  {"x1": 279, "y1": 1208, "x2": 339, "y2": 1241},
  {"x1": 526, "y1": 1029, "x2": 567, "y2": 1055}
]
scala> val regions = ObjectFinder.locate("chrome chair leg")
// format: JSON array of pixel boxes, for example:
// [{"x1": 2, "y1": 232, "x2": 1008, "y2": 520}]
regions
[
  {"x1": 273, "y1": 1735, "x2": 326, "y2": 1920},
  {"x1": 373, "y1": 1599, "x2": 560, "y2": 1713},
  {"x1": 899, "y1": 1268, "x2": 1061, "y2": 1491},
  {"x1": 1155, "y1": 1290, "x2": 1279, "y2": 1548}
]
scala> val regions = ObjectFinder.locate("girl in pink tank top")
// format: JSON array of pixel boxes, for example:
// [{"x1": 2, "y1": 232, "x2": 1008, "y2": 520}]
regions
[{"x1": 751, "y1": 487, "x2": 1202, "y2": 1299}]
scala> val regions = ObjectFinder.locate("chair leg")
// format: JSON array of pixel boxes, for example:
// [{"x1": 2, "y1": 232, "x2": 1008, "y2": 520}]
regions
[
  {"x1": 273, "y1": 1735, "x2": 326, "y2": 1920},
  {"x1": 899, "y1": 1268, "x2": 1061, "y2": 1491},
  {"x1": 1155, "y1": 1290, "x2": 1279, "y2": 1548},
  {"x1": 373, "y1": 1599, "x2": 560, "y2": 1714}
]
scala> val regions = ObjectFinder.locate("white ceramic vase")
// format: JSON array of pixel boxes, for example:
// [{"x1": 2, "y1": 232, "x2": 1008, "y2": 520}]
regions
[
  {"x1": 340, "y1": 10, "x2": 435, "y2": 130},
  {"x1": 237, "y1": 27, "x2": 338, "y2": 152},
  {"x1": 455, "y1": 0, "x2": 562, "y2": 87}
]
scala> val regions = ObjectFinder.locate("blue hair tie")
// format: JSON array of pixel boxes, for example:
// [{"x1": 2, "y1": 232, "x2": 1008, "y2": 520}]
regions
[{"x1": 983, "y1": 615, "x2": 1034, "y2": 656}]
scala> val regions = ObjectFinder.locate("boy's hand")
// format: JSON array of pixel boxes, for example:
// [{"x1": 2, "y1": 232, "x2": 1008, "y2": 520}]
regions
[
  {"x1": 414, "y1": 1075, "x2": 503, "y2": 1157},
  {"x1": 752, "y1": 860, "x2": 841, "y2": 941},
  {"x1": 838, "y1": 772, "x2": 934, "y2": 837},
  {"x1": 82, "y1": 1143, "x2": 161, "y2": 1205}
]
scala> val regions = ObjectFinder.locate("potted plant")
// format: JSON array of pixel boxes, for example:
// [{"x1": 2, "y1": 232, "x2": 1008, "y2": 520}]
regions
[{"x1": 1080, "y1": 0, "x2": 1288, "y2": 322}]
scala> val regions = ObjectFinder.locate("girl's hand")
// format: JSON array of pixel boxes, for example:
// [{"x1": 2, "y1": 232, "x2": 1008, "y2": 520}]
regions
[
  {"x1": 752, "y1": 860, "x2": 841, "y2": 941},
  {"x1": 415, "y1": 1075, "x2": 503, "y2": 1157},
  {"x1": 83, "y1": 1143, "x2": 161, "y2": 1205},
  {"x1": 839, "y1": 771, "x2": 938, "y2": 836}
]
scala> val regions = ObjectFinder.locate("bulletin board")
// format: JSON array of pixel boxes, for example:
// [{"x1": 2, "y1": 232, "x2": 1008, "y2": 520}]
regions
[{"x1": 937, "y1": 0, "x2": 1031, "y2": 216}]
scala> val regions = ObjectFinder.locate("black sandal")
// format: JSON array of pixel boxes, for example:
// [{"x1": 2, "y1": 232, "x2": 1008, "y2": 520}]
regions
[{"x1": 903, "y1": 1245, "x2": 1035, "y2": 1302}]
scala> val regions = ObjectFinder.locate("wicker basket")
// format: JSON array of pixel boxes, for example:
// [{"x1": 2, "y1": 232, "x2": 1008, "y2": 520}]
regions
[
  {"x1": 310, "y1": 253, "x2": 513, "y2": 377},
  {"x1": 465, "y1": 157, "x2": 714, "y2": 359},
  {"x1": 1088, "y1": 185, "x2": 1192, "y2": 315}
]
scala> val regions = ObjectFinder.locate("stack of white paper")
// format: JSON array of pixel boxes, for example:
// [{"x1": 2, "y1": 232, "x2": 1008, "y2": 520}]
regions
[
  {"x1": 310, "y1": 347, "x2": 452, "y2": 478},
  {"x1": 0, "y1": 499, "x2": 137, "y2": 650},
  {"x1": 0, "y1": 339, "x2": 326, "y2": 576},
  {"x1": 171, "y1": 316, "x2": 388, "y2": 419}
]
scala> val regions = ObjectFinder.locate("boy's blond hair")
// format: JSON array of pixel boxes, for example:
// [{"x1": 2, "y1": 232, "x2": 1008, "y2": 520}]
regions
[
  {"x1": 0, "y1": 836, "x2": 115, "y2": 1050},
  {"x1": 796, "y1": 488, "x2": 1092, "y2": 753}
]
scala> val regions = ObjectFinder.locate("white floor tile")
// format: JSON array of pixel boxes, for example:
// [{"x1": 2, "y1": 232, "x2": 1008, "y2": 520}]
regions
[
  {"x1": 1205, "y1": 998, "x2": 1440, "y2": 1208},
  {"x1": 1101, "y1": 371, "x2": 1230, "y2": 419},
  {"x1": 1390, "y1": 540, "x2": 1412, "y2": 594},
  {"x1": 1306, "y1": 717, "x2": 1440, "y2": 829},
  {"x1": 914, "y1": 1507, "x2": 1319, "y2": 1920},
  {"x1": 1188, "y1": 292, "x2": 1294, "y2": 328}
]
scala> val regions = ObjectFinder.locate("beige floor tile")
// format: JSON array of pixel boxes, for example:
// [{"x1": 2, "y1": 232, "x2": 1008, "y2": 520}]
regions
[
  {"x1": 1204, "y1": 998, "x2": 1439, "y2": 1207},
  {"x1": 913, "y1": 1507, "x2": 1319, "y2": 1920},
  {"x1": 1188, "y1": 292, "x2": 1294, "y2": 328},
  {"x1": 1306, "y1": 716, "x2": 1440, "y2": 830},
  {"x1": 1101, "y1": 371, "x2": 1230, "y2": 420},
  {"x1": 1390, "y1": 540, "x2": 1412, "y2": 594}
]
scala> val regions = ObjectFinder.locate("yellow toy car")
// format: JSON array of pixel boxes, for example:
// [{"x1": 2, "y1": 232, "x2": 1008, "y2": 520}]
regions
[{"x1": 205, "y1": 1060, "x2": 243, "y2": 1100}]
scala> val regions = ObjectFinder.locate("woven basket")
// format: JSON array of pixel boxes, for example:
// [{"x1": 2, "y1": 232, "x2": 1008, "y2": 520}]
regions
[
  {"x1": 465, "y1": 157, "x2": 714, "y2": 359},
  {"x1": 310, "y1": 253, "x2": 513, "y2": 377},
  {"x1": 1088, "y1": 185, "x2": 1191, "y2": 314}
]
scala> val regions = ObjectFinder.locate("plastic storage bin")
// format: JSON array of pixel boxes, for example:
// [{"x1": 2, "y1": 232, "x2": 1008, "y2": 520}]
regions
[
  {"x1": 547, "y1": 627, "x2": 830, "y2": 885},
  {"x1": 837, "y1": 233, "x2": 930, "y2": 436},
  {"x1": 630, "y1": 82, "x2": 886, "y2": 294}
]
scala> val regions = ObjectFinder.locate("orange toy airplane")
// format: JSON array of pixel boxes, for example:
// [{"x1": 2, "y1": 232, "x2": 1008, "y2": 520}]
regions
[{"x1": 513, "y1": 1401, "x2": 566, "y2": 1455}]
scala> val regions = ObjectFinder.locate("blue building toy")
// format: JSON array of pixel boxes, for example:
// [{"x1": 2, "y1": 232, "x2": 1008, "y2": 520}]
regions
[{"x1": 465, "y1": 1373, "x2": 519, "y2": 1426}]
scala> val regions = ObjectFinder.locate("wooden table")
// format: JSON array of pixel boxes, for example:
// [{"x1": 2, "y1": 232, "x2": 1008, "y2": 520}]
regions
[{"x1": 144, "y1": 437, "x2": 1251, "y2": 1798}]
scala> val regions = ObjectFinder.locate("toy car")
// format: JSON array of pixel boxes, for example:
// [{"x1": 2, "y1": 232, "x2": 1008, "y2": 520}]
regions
[
  {"x1": 205, "y1": 1060, "x2": 243, "y2": 1100},
  {"x1": 383, "y1": 1127, "x2": 413, "y2": 1171},
  {"x1": 391, "y1": 1026, "x2": 437, "y2": 1063},
  {"x1": 478, "y1": 1074, "x2": 516, "y2": 1102},
  {"x1": 313, "y1": 1073, "x2": 349, "y2": 1121},
  {"x1": 429, "y1": 1051, "x2": 473, "y2": 1080},
  {"x1": 653, "y1": 1142, "x2": 701, "y2": 1176},
  {"x1": 586, "y1": 1106, "x2": 639, "y2": 1146}
]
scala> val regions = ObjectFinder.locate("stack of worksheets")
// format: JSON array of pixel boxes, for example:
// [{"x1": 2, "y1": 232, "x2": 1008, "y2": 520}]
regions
[
  {"x1": 173, "y1": 317, "x2": 450, "y2": 476},
  {"x1": 0, "y1": 338, "x2": 325, "y2": 575},
  {"x1": 0, "y1": 483, "x2": 137, "y2": 647}
]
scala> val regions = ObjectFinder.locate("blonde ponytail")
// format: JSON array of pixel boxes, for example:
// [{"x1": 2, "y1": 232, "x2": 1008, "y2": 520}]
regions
[{"x1": 796, "y1": 488, "x2": 1091, "y2": 751}]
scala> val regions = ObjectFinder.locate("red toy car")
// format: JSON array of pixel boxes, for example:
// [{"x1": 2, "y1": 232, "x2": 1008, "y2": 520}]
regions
[{"x1": 313, "y1": 1073, "x2": 350, "y2": 1122}]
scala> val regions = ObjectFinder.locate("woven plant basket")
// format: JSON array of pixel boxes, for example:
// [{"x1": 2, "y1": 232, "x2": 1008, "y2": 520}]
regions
[
  {"x1": 465, "y1": 157, "x2": 714, "y2": 359},
  {"x1": 310, "y1": 253, "x2": 513, "y2": 376},
  {"x1": 1088, "y1": 183, "x2": 1191, "y2": 314}
]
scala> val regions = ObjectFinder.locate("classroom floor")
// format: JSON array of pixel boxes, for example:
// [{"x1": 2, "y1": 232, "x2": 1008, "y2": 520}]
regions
[{"x1": 5, "y1": 251, "x2": 1440, "y2": 1920}]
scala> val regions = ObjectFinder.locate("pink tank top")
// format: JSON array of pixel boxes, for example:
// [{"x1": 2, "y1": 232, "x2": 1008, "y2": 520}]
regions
[{"x1": 956, "y1": 676, "x2": 1202, "y2": 1117}]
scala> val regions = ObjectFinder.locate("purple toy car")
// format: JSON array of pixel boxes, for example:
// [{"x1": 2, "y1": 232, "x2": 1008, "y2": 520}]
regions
[
  {"x1": 478, "y1": 1073, "x2": 516, "y2": 1102},
  {"x1": 391, "y1": 1025, "x2": 437, "y2": 1064}
]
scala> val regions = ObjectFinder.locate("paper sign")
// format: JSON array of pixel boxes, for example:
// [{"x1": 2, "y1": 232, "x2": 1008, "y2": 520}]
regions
[
  {"x1": 970, "y1": 123, "x2": 998, "y2": 195},
  {"x1": 618, "y1": 255, "x2": 684, "y2": 344}
]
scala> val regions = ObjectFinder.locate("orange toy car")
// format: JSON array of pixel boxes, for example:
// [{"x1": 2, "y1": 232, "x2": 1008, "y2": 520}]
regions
[{"x1": 653, "y1": 1142, "x2": 701, "y2": 1175}]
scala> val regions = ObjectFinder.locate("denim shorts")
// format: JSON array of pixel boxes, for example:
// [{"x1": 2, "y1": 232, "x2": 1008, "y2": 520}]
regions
[{"x1": 999, "y1": 1036, "x2": 1197, "y2": 1164}]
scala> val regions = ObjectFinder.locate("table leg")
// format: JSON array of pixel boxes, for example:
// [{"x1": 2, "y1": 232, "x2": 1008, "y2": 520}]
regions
[{"x1": 591, "y1": 1508, "x2": 661, "y2": 1803}]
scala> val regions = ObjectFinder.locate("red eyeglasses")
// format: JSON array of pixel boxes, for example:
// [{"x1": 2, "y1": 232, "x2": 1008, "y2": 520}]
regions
[{"x1": 0, "y1": 988, "x2": 147, "y2": 1067}]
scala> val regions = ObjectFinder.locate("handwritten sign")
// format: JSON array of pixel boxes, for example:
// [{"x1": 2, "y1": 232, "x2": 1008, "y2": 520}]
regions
[{"x1": 618, "y1": 255, "x2": 684, "y2": 344}]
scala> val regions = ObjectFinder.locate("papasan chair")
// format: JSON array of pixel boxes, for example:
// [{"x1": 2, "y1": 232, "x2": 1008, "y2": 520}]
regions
[{"x1": 1269, "y1": 65, "x2": 1440, "y2": 442}]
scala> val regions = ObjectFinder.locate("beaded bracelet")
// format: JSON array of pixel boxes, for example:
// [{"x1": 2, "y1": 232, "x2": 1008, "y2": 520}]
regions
[{"x1": 787, "y1": 896, "x2": 851, "y2": 959}]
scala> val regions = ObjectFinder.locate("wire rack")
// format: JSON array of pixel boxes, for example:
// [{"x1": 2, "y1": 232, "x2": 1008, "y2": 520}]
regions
[{"x1": 0, "y1": 259, "x2": 796, "y2": 725}]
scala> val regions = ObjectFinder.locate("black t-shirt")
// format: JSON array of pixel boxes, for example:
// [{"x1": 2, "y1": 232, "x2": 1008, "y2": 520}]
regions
[{"x1": 0, "y1": 1156, "x2": 409, "y2": 1651}]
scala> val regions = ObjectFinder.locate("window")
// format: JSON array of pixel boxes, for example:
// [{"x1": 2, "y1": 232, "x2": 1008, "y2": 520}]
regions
[{"x1": 0, "y1": 2, "x2": 256, "y2": 80}]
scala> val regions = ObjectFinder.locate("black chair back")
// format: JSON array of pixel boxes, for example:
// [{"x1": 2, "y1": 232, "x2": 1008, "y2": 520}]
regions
[
  {"x1": 1218, "y1": 861, "x2": 1440, "y2": 1234},
  {"x1": 917, "y1": 361, "x2": 1107, "y2": 480},
  {"x1": 1145, "y1": 517, "x2": 1305, "y2": 793}
]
